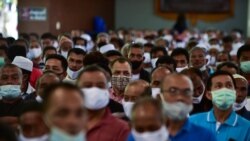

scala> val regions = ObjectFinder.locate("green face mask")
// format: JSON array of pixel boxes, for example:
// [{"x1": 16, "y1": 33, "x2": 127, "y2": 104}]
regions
[
  {"x1": 0, "y1": 57, "x2": 5, "y2": 67},
  {"x1": 211, "y1": 88, "x2": 236, "y2": 110},
  {"x1": 240, "y1": 61, "x2": 250, "y2": 73}
]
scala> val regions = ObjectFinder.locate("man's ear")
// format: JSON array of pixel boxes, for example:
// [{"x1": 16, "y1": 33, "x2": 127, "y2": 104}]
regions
[{"x1": 206, "y1": 90, "x2": 212, "y2": 101}]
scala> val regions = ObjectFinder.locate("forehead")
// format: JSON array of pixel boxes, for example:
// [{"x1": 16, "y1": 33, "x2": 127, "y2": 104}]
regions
[
  {"x1": 211, "y1": 75, "x2": 233, "y2": 84},
  {"x1": 240, "y1": 51, "x2": 250, "y2": 57},
  {"x1": 163, "y1": 75, "x2": 193, "y2": 89},
  {"x1": 129, "y1": 48, "x2": 143, "y2": 54},
  {"x1": 40, "y1": 74, "x2": 59, "y2": 83},
  {"x1": 1, "y1": 67, "x2": 20, "y2": 75},
  {"x1": 46, "y1": 59, "x2": 62, "y2": 66},
  {"x1": 235, "y1": 78, "x2": 248, "y2": 86},
  {"x1": 191, "y1": 49, "x2": 205, "y2": 55},
  {"x1": 79, "y1": 71, "x2": 107, "y2": 82},
  {"x1": 133, "y1": 104, "x2": 160, "y2": 121},
  {"x1": 173, "y1": 54, "x2": 186, "y2": 60},
  {"x1": 112, "y1": 62, "x2": 131, "y2": 71}
]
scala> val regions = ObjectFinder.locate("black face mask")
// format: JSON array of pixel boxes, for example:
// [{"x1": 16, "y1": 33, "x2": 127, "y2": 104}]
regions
[
  {"x1": 131, "y1": 60, "x2": 143, "y2": 70},
  {"x1": 97, "y1": 42, "x2": 107, "y2": 48}
]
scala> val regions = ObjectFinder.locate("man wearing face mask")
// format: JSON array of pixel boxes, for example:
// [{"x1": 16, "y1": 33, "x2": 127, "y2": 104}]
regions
[
  {"x1": 58, "y1": 35, "x2": 73, "y2": 59},
  {"x1": 110, "y1": 57, "x2": 132, "y2": 103},
  {"x1": 73, "y1": 37, "x2": 87, "y2": 51},
  {"x1": 64, "y1": 48, "x2": 86, "y2": 84},
  {"x1": 150, "y1": 47, "x2": 168, "y2": 69},
  {"x1": 171, "y1": 48, "x2": 189, "y2": 72},
  {"x1": 122, "y1": 80, "x2": 151, "y2": 119},
  {"x1": 150, "y1": 67, "x2": 172, "y2": 98},
  {"x1": 44, "y1": 54, "x2": 68, "y2": 80},
  {"x1": 77, "y1": 65, "x2": 129, "y2": 141},
  {"x1": 128, "y1": 43, "x2": 150, "y2": 82},
  {"x1": 190, "y1": 71, "x2": 250, "y2": 141},
  {"x1": 232, "y1": 74, "x2": 250, "y2": 120},
  {"x1": 19, "y1": 102, "x2": 49, "y2": 141},
  {"x1": 96, "y1": 32, "x2": 109, "y2": 49},
  {"x1": 190, "y1": 47, "x2": 212, "y2": 83},
  {"x1": 27, "y1": 40, "x2": 44, "y2": 69},
  {"x1": 181, "y1": 68, "x2": 212, "y2": 115},
  {"x1": 0, "y1": 64, "x2": 27, "y2": 131},
  {"x1": 42, "y1": 83, "x2": 87, "y2": 141},
  {"x1": 160, "y1": 73, "x2": 216, "y2": 141},
  {"x1": 127, "y1": 98, "x2": 169, "y2": 141}
]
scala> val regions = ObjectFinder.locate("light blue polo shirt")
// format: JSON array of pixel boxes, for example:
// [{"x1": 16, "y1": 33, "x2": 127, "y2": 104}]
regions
[{"x1": 190, "y1": 109, "x2": 250, "y2": 141}]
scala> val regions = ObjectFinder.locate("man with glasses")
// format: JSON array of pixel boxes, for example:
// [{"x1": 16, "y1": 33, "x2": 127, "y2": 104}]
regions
[{"x1": 160, "y1": 73, "x2": 216, "y2": 141}]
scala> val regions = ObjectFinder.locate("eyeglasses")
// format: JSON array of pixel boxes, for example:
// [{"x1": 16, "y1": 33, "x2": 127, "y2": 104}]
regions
[{"x1": 162, "y1": 87, "x2": 193, "y2": 97}]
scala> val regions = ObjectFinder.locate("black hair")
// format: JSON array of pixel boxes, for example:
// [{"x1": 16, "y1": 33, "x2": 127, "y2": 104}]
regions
[
  {"x1": 19, "y1": 33, "x2": 30, "y2": 42},
  {"x1": 156, "y1": 55, "x2": 177, "y2": 70},
  {"x1": 222, "y1": 36, "x2": 233, "y2": 43},
  {"x1": 42, "y1": 46, "x2": 57, "y2": 58},
  {"x1": 42, "y1": 82, "x2": 84, "y2": 112},
  {"x1": 206, "y1": 70, "x2": 236, "y2": 91},
  {"x1": 128, "y1": 43, "x2": 144, "y2": 51},
  {"x1": 67, "y1": 48, "x2": 86, "y2": 58},
  {"x1": 171, "y1": 48, "x2": 189, "y2": 64},
  {"x1": 83, "y1": 51, "x2": 109, "y2": 67},
  {"x1": 0, "y1": 45, "x2": 8, "y2": 55},
  {"x1": 0, "y1": 122, "x2": 17, "y2": 141},
  {"x1": 110, "y1": 57, "x2": 132, "y2": 68},
  {"x1": 237, "y1": 44, "x2": 250, "y2": 60},
  {"x1": 73, "y1": 37, "x2": 87, "y2": 46},
  {"x1": 144, "y1": 43, "x2": 155, "y2": 49},
  {"x1": 180, "y1": 67, "x2": 203, "y2": 80},
  {"x1": 110, "y1": 38, "x2": 124, "y2": 48},
  {"x1": 150, "y1": 46, "x2": 168, "y2": 58},
  {"x1": 20, "y1": 101, "x2": 43, "y2": 116},
  {"x1": 46, "y1": 54, "x2": 68, "y2": 72},
  {"x1": 29, "y1": 32, "x2": 40, "y2": 40},
  {"x1": 104, "y1": 50, "x2": 122, "y2": 58},
  {"x1": 41, "y1": 32, "x2": 54, "y2": 40},
  {"x1": 7, "y1": 45, "x2": 27, "y2": 61},
  {"x1": 217, "y1": 62, "x2": 238, "y2": 73},
  {"x1": 5, "y1": 37, "x2": 15, "y2": 46}
]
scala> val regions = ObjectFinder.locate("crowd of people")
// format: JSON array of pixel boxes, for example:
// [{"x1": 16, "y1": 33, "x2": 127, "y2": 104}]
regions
[{"x1": 0, "y1": 28, "x2": 250, "y2": 141}]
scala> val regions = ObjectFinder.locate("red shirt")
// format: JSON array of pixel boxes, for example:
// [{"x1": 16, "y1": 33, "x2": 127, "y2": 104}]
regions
[
  {"x1": 29, "y1": 68, "x2": 43, "y2": 88},
  {"x1": 87, "y1": 108, "x2": 129, "y2": 141}
]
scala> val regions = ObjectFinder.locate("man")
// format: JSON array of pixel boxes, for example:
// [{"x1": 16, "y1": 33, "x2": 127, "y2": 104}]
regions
[
  {"x1": 127, "y1": 98, "x2": 169, "y2": 141},
  {"x1": 161, "y1": 73, "x2": 216, "y2": 141},
  {"x1": 171, "y1": 48, "x2": 189, "y2": 72},
  {"x1": 96, "y1": 32, "x2": 109, "y2": 48},
  {"x1": 77, "y1": 65, "x2": 129, "y2": 141},
  {"x1": 122, "y1": 80, "x2": 151, "y2": 119},
  {"x1": 27, "y1": 40, "x2": 43, "y2": 69},
  {"x1": 150, "y1": 67, "x2": 172, "y2": 98},
  {"x1": 222, "y1": 36, "x2": 233, "y2": 54},
  {"x1": 110, "y1": 57, "x2": 132, "y2": 103},
  {"x1": 156, "y1": 55, "x2": 176, "y2": 72},
  {"x1": 216, "y1": 62, "x2": 238, "y2": 74},
  {"x1": 44, "y1": 54, "x2": 68, "y2": 80},
  {"x1": 41, "y1": 33, "x2": 55, "y2": 48},
  {"x1": 12, "y1": 56, "x2": 35, "y2": 96},
  {"x1": 0, "y1": 64, "x2": 27, "y2": 131},
  {"x1": 216, "y1": 51, "x2": 231, "y2": 65},
  {"x1": 233, "y1": 74, "x2": 250, "y2": 120},
  {"x1": 128, "y1": 43, "x2": 150, "y2": 82},
  {"x1": 150, "y1": 47, "x2": 168, "y2": 68},
  {"x1": 73, "y1": 36, "x2": 87, "y2": 51},
  {"x1": 58, "y1": 35, "x2": 73, "y2": 58},
  {"x1": 42, "y1": 46, "x2": 57, "y2": 63},
  {"x1": 190, "y1": 71, "x2": 250, "y2": 141},
  {"x1": 104, "y1": 50, "x2": 123, "y2": 62},
  {"x1": 64, "y1": 48, "x2": 86, "y2": 83},
  {"x1": 181, "y1": 68, "x2": 212, "y2": 114},
  {"x1": 189, "y1": 47, "x2": 211, "y2": 83},
  {"x1": 25, "y1": 71, "x2": 60, "y2": 102},
  {"x1": 19, "y1": 102, "x2": 49, "y2": 141}
]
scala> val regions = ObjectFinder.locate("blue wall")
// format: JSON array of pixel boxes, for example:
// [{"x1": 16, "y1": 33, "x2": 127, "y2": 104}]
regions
[{"x1": 115, "y1": 0, "x2": 248, "y2": 34}]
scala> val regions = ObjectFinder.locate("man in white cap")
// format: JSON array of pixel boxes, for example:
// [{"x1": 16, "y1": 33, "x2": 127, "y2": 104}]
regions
[
  {"x1": 233, "y1": 74, "x2": 250, "y2": 120},
  {"x1": 99, "y1": 44, "x2": 116, "y2": 54},
  {"x1": 12, "y1": 56, "x2": 35, "y2": 98}
]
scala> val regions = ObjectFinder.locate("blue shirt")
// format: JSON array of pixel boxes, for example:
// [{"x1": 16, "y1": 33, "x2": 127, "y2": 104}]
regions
[
  {"x1": 127, "y1": 119, "x2": 216, "y2": 141},
  {"x1": 190, "y1": 109, "x2": 250, "y2": 141}
]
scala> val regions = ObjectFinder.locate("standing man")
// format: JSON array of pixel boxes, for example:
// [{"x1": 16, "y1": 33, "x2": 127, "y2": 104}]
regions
[
  {"x1": 161, "y1": 73, "x2": 216, "y2": 141},
  {"x1": 190, "y1": 71, "x2": 250, "y2": 141}
]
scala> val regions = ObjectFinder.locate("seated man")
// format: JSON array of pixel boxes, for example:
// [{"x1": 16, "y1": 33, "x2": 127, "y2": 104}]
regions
[
  {"x1": 190, "y1": 71, "x2": 250, "y2": 141},
  {"x1": 233, "y1": 74, "x2": 250, "y2": 120},
  {"x1": 156, "y1": 55, "x2": 176, "y2": 72},
  {"x1": 216, "y1": 62, "x2": 238, "y2": 74},
  {"x1": 127, "y1": 98, "x2": 169, "y2": 141}
]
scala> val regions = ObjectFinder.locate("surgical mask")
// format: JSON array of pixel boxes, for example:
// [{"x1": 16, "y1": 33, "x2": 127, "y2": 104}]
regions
[
  {"x1": 176, "y1": 66, "x2": 188, "y2": 72},
  {"x1": 151, "y1": 87, "x2": 161, "y2": 98},
  {"x1": 199, "y1": 65, "x2": 206, "y2": 71},
  {"x1": 29, "y1": 48, "x2": 42, "y2": 59},
  {"x1": 209, "y1": 56, "x2": 216, "y2": 65},
  {"x1": 0, "y1": 85, "x2": 21, "y2": 99},
  {"x1": 61, "y1": 51, "x2": 68, "y2": 59},
  {"x1": 131, "y1": 60, "x2": 143, "y2": 70},
  {"x1": 74, "y1": 45, "x2": 86, "y2": 52},
  {"x1": 143, "y1": 52, "x2": 151, "y2": 63},
  {"x1": 122, "y1": 99, "x2": 134, "y2": 118},
  {"x1": 240, "y1": 61, "x2": 250, "y2": 73},
  {"x1": 216, "y1": 62, "x2": 223, "y2": 66},
  {"x1": 19, "y1": 133, "x2": 49, "y2": 141},
  {"x1": 111, "y1": 75, "x2": 131, "y2": 91},
  {"x1": 132, "y1": 126, "x2": 169, "y2": 141},
  {"x1": 233, "y1": 98, "x2": 247, "y2": 111},
  {"x1": 0, "y1": 57, "x2": 5, "y2": 67},
  {"x1": 36, "y1": 95, "x2": 43, "y2": 103},
  {"x1": 161, "y1": 95, "x2": 193, "y2": 120},
  {"x1": 151, "y1": 58, "x2": 158, "y2": 68},
  {"x1": 211, "y1": 88, "x2": 236, "y2": 110},
  {"x1": 192, "y1": 93, "x2": 204, "y2": 104},
  {"x1": 50, "y1": 127, "x2": 86, "y2": 141},
  {"x1": 67, "y1": 67, "x2": 83, "y2": 80},
  {"x1": 81, "y1": 87, "x2": 110, "y2": 110}
]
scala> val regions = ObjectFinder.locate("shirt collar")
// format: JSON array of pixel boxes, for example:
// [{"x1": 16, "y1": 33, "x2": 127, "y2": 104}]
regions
[{"x1": 207, "y1": 109, "x2": 238, "y2": 127}]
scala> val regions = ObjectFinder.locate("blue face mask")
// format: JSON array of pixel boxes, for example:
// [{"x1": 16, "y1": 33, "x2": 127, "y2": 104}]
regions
[
  {"x1": 211, "y1": 88, "x2": 236, "y2": 110},
  {"x1": 0, "y1": 85, "x2": 21, "y2": 99},
  {"x1": 50, "y1": 127, "x2": 86, "y2": 141},
  {"x1": 0, "y1": 57, "x2": 4, "y2": 67},
  {"x1": 240, "y1": 61, "x2": 250, "y2": 73}
]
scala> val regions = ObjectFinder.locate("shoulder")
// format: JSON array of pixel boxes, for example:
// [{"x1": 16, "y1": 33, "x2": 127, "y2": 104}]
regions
[
  {"x1": 237, "y1": 115, "x2": 250, "y2": 127},
  {"x1": 190, "y1": 112, "x2": 208, "y2": 121}
]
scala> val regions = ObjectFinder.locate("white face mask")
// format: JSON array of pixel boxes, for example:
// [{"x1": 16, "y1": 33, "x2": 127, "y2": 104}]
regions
[
  {"x1": 50, "y1": 127, "x2": 86, "y2": 141},
  {"x1": 176, "y1": 66, "x2": 188, "y2": 72},
  {"x1": 122, "y1": 99, "x2": 134, "y2": 118},
  {"x1": 19, "y1": 133, "x2": 49, "y2": 141},
  {"x1": 74, "y1": 45, "x2": 86, "y2": 52},
  {"x1": 29, "y1": 48, "x2": 42, "y2": 59},
  {"x1": 81, "y1": 87, "x2": 110, "y2": 110},
  {"x1": 67, "y1": 67, "x2": 83, "y2": 80},
  {"x1": 215, "y1": 61, "x2": 223, "y2": 67},
  {"x1": 192, "y1": 84, "x2": 205, "y2": 104},
  {"x1": 36, "y1": 95, "x2": 43, "y2": 103},
  {"x1": 151, "y1": 58, "x2": 158, "y2": 68},
  {"x1": 199, "y1": 65, "x2": 207, "y2": 71},
  {"x1": 132, "y1": 126, "x2": 169, "y2": 141},
  {"x1": 61, "y1": 51, "x2": 68, "y2": 59},
  {"x1": 151, "y1": 87, "x2": 161, "y2": 98},
  {"x1": 143, "y1": 52, "x2": 151, "y2": 63},
  {"x1": 233, "y1": 98, "x2": 248, "y2": 111}
]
